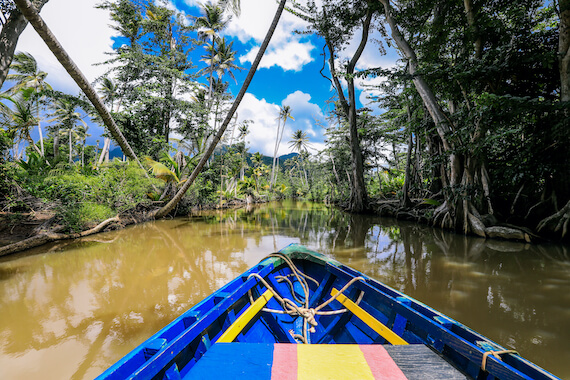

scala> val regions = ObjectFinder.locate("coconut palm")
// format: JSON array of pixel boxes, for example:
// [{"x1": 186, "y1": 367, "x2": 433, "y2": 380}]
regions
[
  {"x1": 195, "y1": 2, "x2": 229, "y2": 102},
  {"x1": 219, "y1": 0, "x2": 241, "y2": 17},
  {"x1": 270, "y1": 105, "x2": 293, "y2": 189},
  {"x1": 289, "y1": 129, "x2": 311, "y2": 153},
  {"x1": 59, "y1": 118, "x2": 88, "y2": 164},
  {"x1": 5, "y1": 51, "x2": 51, "y2": 156},
  {"x1": 212, "y1": 37, "x2": 242, "y2": 83},
  {"x1": 49, "y1": 96, "x2": 87, "y2": 162},
  {"x1": 0, "y1": 0, "x2": 49, "y2": 88},
  {"x1": 0, "y1": 91, "x2": 41, "y2": 158},
  {"x1": 289, "y1": 129, "x2": 311, "y2": 186}
]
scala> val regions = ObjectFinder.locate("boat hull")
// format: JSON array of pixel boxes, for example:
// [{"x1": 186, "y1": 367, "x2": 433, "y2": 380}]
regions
[{"x1": 96, "y1": 244, "x2": 560, "y2": 380}]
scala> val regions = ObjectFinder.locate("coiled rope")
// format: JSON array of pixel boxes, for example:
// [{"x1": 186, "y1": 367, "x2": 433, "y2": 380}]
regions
[{"x1": 248, "y1": 252, "x2": 365, "y2": 343}]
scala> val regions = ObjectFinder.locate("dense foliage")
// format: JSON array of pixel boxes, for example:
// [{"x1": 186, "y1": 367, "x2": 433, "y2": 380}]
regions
[{"x1": 1, "y1": 0, "x2": 569, "y2": 241}]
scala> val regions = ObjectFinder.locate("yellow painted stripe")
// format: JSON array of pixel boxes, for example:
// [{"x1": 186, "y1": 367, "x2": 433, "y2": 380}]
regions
[
  {"x1": 217, "y1": 289, "x2": 273, "y2": 343},
  {"x1": 331, "y1": 288, "x2": 408, "y2": 346},
  {"x1": 297, "y1": 344, "x2": 375, "y2": 380}
]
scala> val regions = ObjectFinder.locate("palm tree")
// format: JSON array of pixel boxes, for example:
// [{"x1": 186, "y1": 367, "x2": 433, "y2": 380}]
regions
[
  {"x1": 153, "y1": 0, "x2": 288, "y2": 218},
  {"x1": 0, "y1": 92, "x2": 41, "y2": 158},
  {"x1": 195, "y1": 2, "x2": 229, "y2": 103},
  {"x1": 219, "y1": 0, "x2": 241, "y2": 17},
  {"x1": 59, "y1": 118, "x2": 88, "y2": 164},
  {"x1": 212, "y1": 37, "x2": 241, "y2": 83},
  {"x1": 270, "y1": 105, "x2": 293, "y2": 189},
  {"x1": 5, "y1": 51, "x2": 51, "y2": 156},
  {"x1": 0, "y1": 0, "x2": 49, "y2": 88},
  {"x1": 49, "y1": 96, "x2": 88, "y2": 163},
  {"x1": 289, "y1": 129, "x2": 311, "y2": 154},
  {"x1": 289, "y1": 129, "x2": 311, "y2": 186}
]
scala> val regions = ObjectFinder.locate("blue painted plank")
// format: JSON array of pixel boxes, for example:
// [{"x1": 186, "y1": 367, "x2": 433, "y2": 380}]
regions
[{"x1": 183, "y1": 343, "x2": 274, "y2": 380}]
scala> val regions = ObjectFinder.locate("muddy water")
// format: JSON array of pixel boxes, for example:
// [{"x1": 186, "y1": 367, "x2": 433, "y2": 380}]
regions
[{"x1": 0, "y1": 201, "x2": 569, "y2": 379}]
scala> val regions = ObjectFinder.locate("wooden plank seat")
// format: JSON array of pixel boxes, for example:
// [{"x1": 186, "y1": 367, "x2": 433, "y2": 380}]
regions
[{"x1": 183, "y1": 343, "x2": 469, "y2": 379}]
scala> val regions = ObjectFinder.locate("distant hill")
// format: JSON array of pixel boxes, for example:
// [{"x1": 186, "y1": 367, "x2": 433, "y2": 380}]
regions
[
  {"x1": 244, "y1": 152, "x2": 298, "y2": 167},
  {"x1": 109, "y1": 147, "x2": 123, "y2": 160},
  {"x1": 106, "y1": 146, "x2": 297, "y2": 166},
  {"x1": 278, "y1": 153, "x2": 298, "y2": 162}
]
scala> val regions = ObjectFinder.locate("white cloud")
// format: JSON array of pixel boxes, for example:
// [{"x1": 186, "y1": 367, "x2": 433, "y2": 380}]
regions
[
  {"x1": 236, "y1": 91, "x2": 326, "y2": 156},
  {"x1": 239, "y1": 40, "x2": 314, "y2": 72},
  {"x1": 188, "y1": 0, "x2": 316, "y2": 72},
  {"x1": 15, "y1": 0, "x2": 115, "y2": 94},
  {"x1": 235, "y1": 93, "x2": 280, "y2": 155}
]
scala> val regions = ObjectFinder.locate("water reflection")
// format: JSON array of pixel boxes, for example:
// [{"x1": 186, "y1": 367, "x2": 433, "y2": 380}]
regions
[{"x1": 0, "y1": 200, "x2": 568, "y2": 379}]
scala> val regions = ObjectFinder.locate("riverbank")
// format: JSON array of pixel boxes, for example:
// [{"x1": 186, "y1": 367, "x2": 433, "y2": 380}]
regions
[
  {"x1": 0, "y1": 193, "x2": 565, "y2": 258},
  {"x1": 0, "y1": 195, "x2": 265, "y2": 257}
]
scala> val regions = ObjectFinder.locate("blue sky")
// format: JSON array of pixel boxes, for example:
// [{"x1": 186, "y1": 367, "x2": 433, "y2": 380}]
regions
[{"x1": 6, "y1": 0, "x2": 400, "y2": 157}]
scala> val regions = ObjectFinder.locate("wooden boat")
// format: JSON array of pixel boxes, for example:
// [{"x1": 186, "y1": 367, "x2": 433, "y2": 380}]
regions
[{"x1": 97, "y1": 244, "x2": 560, "y2": 380}]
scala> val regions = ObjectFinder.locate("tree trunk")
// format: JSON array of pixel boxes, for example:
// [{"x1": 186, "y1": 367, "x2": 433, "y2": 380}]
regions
[
  {"x1": 68, "y1": 129, "x2": 72, "y2": 163},
  {"x1": 401, "y1": 118, "x2": 413, "y2": 208},
  {"x1": 151, "y1": 0, "x2": 288, "y2": 218},
  {"x1": 324, "y1": 7, "x2": 373, "y2": 213},
  {"x1": 0, "y1": 0, "x2": 49, "y2": 88},
  {"x1": 378, "y1": 0, "x2": 489, "y2": 234},
  {"x1": 97, "y1": 137, "x2": 111, "y2": 166},
  {"x1": 463, "y1": 0, "x2": 482, "y2": 59},
  {"x1": 560, "y1": 0, "x2": 570, "y2": 103},
  {"x1": 53, "y1": 127, "x2": 59, "y2": 159},
  {"x1": 270, "y1": 119, "x2": 282, "y2": 190},
  {"x1": 13, "y1": 0, "x2": 148, "y2": 177}
]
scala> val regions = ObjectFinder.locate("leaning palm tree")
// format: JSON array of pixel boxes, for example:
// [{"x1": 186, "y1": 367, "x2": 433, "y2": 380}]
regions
[
  {"x1": 270, "y1": 105, "x2": 293, "y2": 189},
  {"x1": 152, "y1": 0, "x2": 288, "y2": 218},
  {"x1": 5, "y1": 51, "x2": 52, "y2": 156}
]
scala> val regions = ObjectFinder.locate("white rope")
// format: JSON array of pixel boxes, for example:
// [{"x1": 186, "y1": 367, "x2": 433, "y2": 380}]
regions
[{"x1": 248, "y1": 252, "x2": 366, "y2": 343}]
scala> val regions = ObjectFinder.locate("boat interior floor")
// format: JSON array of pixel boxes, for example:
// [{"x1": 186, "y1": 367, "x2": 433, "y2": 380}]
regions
[{"x1": 184, "y1": 342, "x2": 470, "y2": 380}]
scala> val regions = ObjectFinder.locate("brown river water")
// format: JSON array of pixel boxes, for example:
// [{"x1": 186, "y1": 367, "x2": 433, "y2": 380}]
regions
[{"x1": 0, "y1": 200, "x2": 569, "y2": 379}]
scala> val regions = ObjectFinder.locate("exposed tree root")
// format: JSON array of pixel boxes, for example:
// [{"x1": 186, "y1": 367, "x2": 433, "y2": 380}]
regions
[{"x1": 537, "y1": 200, "x2": 570, "y2": 239}]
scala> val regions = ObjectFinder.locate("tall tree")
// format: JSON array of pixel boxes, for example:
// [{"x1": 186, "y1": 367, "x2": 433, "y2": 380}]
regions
[
  {"x1": 49, "y1": 96, "x2": 87, "y2": 164},
  {"x1": 96, "y1": 76, "x2": 118, "y2": 165},
  {"x1": 377, "y1": 0, "x2": 483, "y2": 234},
  {"x1": 288, "y1": 129, "x2": 310, "y2": 186},
  {"x1": 301, "y1": 0, "x2": 375, "y2": 212},
  {"x1": 195, "y1": 1, "x2": 229, "y2": 104},
  {"x1": 99, "y1": 0, "x2": 195, "y2": 157}
]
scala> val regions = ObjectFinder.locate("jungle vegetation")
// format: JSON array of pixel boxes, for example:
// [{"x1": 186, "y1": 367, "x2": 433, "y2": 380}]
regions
[{"x1": 1, "y1": 0, "x2": 569, "y2": 250}]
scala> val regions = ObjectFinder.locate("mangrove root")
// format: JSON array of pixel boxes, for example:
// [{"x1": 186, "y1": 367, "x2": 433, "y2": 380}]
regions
[{"x1": 537, "y1": 200, "x2": 570, "y2": 239}]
